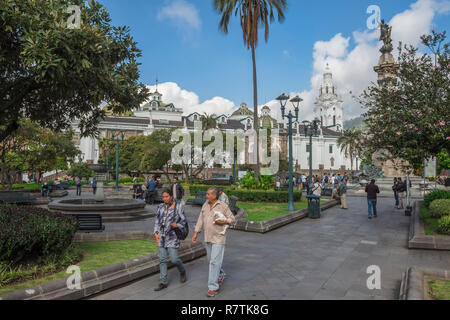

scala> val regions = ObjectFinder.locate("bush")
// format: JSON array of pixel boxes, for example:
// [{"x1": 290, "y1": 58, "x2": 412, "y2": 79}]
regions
[
  {"x1": 429, "y1": 199, "x2": 450, "y2": 218},
  {"x1": 188, "y1": 185, "x2": 301, "y2": 202},
  {"x1": 118, "y1": 177, "x2": 145, "y2": 184},
  {"x1": 437, "y1": 215, "x2": 450, "y2": 235},
  {"x1": 0, "y1": 205, "x2": 77, "y2": 266},
  {"x1": 424, "y1": 190, "x2": 450, "y2": 208}
]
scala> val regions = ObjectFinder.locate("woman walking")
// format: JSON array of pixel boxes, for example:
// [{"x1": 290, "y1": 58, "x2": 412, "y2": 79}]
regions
[
  {"x1": 396, "y1": 177, "x2": 405, "y2": 209},
  {"x1": 392, "y1": 177, "x2": 399, "y2": 209},
  {"x1": 153, "y1": 188, "x2": 188, "y2": 291}
]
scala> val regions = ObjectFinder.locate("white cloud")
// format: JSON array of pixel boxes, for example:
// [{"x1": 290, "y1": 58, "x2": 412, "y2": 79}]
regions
[
  {"x1": 157, "y1": 0, "x2": 201, "y2": 31},
  {"x1": 261, "y1": 0, "x2": 449, "y2": 125},
  {"x1": 144, "y1": 82, "x2": 235, "y2": 116}
]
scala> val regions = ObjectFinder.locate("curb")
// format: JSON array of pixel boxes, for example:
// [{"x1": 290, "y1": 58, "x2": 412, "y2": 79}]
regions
[
  {"x1": 408, "y1": 201, "x2": 450, "y2": 250},
  {"x1": 0, "y1": 233, "x2": 206, "y2": 300},
  {"x1": 399, "y1": 267, "x2": 450, "y2": 300},
  {"x1": 230, "y1": 199, "x2": 341, "y2": 233}
]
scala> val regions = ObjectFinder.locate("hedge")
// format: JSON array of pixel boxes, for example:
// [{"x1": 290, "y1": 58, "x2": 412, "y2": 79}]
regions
[
  {"x1": 189, "y1": 185, "x2": 301, "y2": 202},
  {"x1": 118, "y1": 177, "x2": 145, "y2": 184},
  {"x1": 438, "y1": 215, "x2": 450, "y2": 235},
  {"x1": 424, "y1": 190, "x2": 450, "y2": 208},
  {"x1": 429, "y1": 199, "x2": 450, "y2": 218},
  {"x1": 0, "y1": 205, "x2": 77, "y2": 265}
]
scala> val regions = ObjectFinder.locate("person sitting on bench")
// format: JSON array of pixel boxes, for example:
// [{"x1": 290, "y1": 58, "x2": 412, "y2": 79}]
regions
[{"x1": 133, "y1": 184, "x2": 144, "y2": 200}]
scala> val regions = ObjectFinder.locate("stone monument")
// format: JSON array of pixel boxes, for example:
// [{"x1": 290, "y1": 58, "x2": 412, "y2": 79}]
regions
[{"x1": 373, "y1": 20, "x2": 399, "y2": 87}]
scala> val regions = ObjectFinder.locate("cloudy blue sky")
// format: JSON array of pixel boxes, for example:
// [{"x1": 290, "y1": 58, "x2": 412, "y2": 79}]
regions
[{"x1": 98, "y1": 0, "x2": 450, "y2": 121}]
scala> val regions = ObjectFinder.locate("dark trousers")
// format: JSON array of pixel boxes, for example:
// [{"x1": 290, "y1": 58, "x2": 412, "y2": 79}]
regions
[
  {"x1": 368, "y1": 199, "x2": 377, "y2": 217},
  {"x1": 76, "y1": 185, "x2": 82, "y2": 196},
  {"x1": 394, "y1": 191, "x2": 399, "y2": 206},
  {"x1": 146, "y1": 190, "x2": 155, "y2": 204},
  {"x1": 93, "y1": 187, "x2": 97, "y2": 195}
]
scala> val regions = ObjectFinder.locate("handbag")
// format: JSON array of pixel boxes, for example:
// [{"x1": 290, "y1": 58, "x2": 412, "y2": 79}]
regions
[{"x1": 172, "y1": 202, "x2": 189, "y2": 240}]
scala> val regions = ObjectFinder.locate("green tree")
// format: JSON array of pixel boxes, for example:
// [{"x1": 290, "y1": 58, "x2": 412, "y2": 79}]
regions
[
  {"x1": 67, "y1": 162, "x2": 94, "y2": 179},
  {"x1": 0, "y1": 0, "x2": 149, "y2": 142},
  {"x1": 337, "y1": 128, "x2": 363, "y2": 172},
  {"x1": 214, "y1": 0, "x2": 288, "y2": 179},
  {"x1": 359, "y1": 30, "x2": 449, "y2": 171}
]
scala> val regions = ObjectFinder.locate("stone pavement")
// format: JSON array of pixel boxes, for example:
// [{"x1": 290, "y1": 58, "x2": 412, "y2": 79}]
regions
[{"x1": 80, "y1": 195, "x2": 450, "y2": 300}]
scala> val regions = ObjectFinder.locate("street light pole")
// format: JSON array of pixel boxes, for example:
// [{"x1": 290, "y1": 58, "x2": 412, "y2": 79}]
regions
[
  {"x1": 277, "y1": 94, "x2": 302, "y2": 211},
  {"x1": 111, "y1": 130, "x2": 126, "y2": 193},
  {"x1": 105, "y1": 147, "x2": 109, "y2": 184},
  {"x1": 302, "y1": 119, "x2": 322, "y2": 194}
]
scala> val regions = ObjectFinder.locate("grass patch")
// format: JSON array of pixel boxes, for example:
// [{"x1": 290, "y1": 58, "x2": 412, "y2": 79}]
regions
[
  {"x1": 0, "y1": 240, "x2": 157, "y2": 296},
  {"x1": 421, "y1": 203, "x2": 442, "y2": 236},
  {"x1": 428, "y1": 280, "x2": 450, "y2": 300},
  {"x1": 239, "y1": 198, "x2": 327, "y2": 222}
]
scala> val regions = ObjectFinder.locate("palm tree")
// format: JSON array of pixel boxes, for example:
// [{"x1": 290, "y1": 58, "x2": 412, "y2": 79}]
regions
[
  {"x1": 201, "y1": 113, "x2": 218, "y2": 131},
  {"x1": 337, "y1": 128, "x2": 363, "y2": 172},
  {"x1": 214, "y1": 0, "x2": 287, "y2": 179}
]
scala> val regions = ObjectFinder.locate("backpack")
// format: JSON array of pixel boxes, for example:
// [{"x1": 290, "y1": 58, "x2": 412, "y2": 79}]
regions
[{"x1": 173, "y1": 202, "x2": 189, "y2": 240}]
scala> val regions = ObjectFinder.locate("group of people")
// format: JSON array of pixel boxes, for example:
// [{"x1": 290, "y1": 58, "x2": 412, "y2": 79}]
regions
[
  {"x1": 132, "y1": 176, "x2": 185, "y2": 205},
  {"x1": 153, "y1": 186, "x2": 235, "y2": 298}
]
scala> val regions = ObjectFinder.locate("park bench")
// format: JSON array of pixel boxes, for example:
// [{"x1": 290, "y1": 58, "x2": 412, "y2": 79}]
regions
[
  {"x1": 186, "y1": 191, "x2": 207, "y2": 205},
  {"x1": 0, "y1": 191, "x2": 33, "y2": 205},
  {"x1": 74, "y1": 214, "x2": 105, "y2": 232}
]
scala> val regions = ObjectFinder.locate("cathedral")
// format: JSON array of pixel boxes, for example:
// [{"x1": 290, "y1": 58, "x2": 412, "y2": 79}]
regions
[{"x1": 72, "y1": 65, "x2": 356, "y2": 173}]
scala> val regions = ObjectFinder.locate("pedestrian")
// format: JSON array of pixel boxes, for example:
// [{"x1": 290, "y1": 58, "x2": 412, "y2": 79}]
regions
[
  {"x1": 323, "y1": 174, "x2": 329, "y2": 192},
  {"x1": 92, "y1": 178, "x2": 97, "y2": 195},
  {"x1": 132, "y1": 177, "x2": 139, "y2": 194},
  {"x1": 339, "y1": 178, "x2": 348, "y2": 209},
  {"x1": 311, "y1": 178, "x2": 322, "y2": 197},
  {"x1": 301, "y1": 174, "x2": 306, "y2": 190},
  {"x1": 41, "y1": 182, "x2": 50, "y2": 197},
  {"x1": 133, "y1": 184, "x2": 144, "y2": 200},
  {"x1": 145, "y1": 176, "x2": 157, "y2": 205},
  {"x1": 218, "y1": 189, "x2": 229, "y2": 206},
  {"x1": 153, "y1": 188, "x2": 188, "y2": 291},
  {"x1": 76, "y1": 177, "x2": 82, "y2": 196},
  {"x1": 396, "y1": 177, "x2": 405, "y2": 209},
  {"x1": 170, "y1": 177, "x2": 185, "y2": 204},
  {"x1": 276, "y1": 179, "x2": 281, "y2": 190},
  {"x1": 392, "y1": 177, "x2": 399, "y2": 209},
  {"x1": 365, "y1": 179, "x2": 380, "y2": 219},
  {"x1": 192, "y1": 187, "x2": 236, "y2": 298}
]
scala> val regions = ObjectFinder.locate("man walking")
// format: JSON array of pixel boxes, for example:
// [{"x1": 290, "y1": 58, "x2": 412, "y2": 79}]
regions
[
  {"x1": 92, "y1": 178, "x2": 97, "y2": 195},
  {"x1": 76, "y1": 177, "x2": 82, "y2": 196},
  {"x1": 365, "y1": 179, "x2": 380, "y2": 219},
  {"x1": 146, "y1": 176, "x2": 157, "y2": 205},
  {"x1": 170, "y1": 177, "x2": 185, "y2": 204},
  {"x1": 339, "y1": 178, "x2": 348, "y2": 209},
  {"x1": 192, "y1": 187, "x2": 236, "y2": 298}
]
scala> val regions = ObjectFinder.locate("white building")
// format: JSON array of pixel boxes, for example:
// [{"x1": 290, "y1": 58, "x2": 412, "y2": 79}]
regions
[{"x1": 72, "y1": 66, "x2": 356, "y2": 172}]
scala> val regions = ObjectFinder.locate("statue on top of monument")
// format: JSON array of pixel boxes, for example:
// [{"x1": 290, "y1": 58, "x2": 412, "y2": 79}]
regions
[{"x1": 379, "y1": 19, "x2": 393, "y2": 54}]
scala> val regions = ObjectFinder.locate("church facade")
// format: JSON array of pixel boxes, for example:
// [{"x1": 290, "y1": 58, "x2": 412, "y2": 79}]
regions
[{"x1": 72, "y1": 66, "x2": 356, "y2": 174}]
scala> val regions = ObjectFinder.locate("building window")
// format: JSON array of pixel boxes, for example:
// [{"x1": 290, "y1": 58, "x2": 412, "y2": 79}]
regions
[
  {"x1": 194, "y1": 115, "x2": 198, "y2": 121},
  {"x1": 329, "y1": 145, "x2": 333, "y2": 153}
]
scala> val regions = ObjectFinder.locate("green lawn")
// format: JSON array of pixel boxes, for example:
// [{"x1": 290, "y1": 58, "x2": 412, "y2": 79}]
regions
[
  {"x1": 0, "y1": 240, "x2": 158, "y2": 296},
  {"x1": 420, "y1": 203, "x2": 442, "y2": 236},
  {"x1": 428, "y1": 280, "x2": 450, "y2": 300},
  {"x1": 239, "y1": 198, "x2": 327, "y2": 222}
]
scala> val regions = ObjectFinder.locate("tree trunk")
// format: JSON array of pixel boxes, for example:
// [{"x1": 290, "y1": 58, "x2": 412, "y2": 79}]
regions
[{"x1": 251, "y1": 44, "x2": 260, "y2": 180}]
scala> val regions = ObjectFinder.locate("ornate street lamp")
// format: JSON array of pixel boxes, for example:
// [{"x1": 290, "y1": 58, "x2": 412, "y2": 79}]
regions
[
  {"x1": 277, "y1": 94, "x2": 303, "y2": 211},
  {"x1": 111, "y1": 130, "x2": 126, "y2": 192},
  {"x1": 302, "y1": 118, "x2": 322, "y2": 193}
]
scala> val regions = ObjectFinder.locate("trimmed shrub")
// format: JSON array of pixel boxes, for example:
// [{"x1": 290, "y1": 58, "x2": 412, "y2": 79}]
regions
[
  {"x1": 118, "y1": 177, "x2": 145, "y2": 184},
  {"x1": 437, "y1": 215, "x2": 450, "y2": 235},
  {"x1": 424, "y1": 190, "x2": 450, "y2": 208},
  {"x1": 429, "y1": 199, "x2": 450, "y2": 218},
  {"x1": 188, "y1": 185, "x2": 301, "y2": 202},
  {"x1": 0, "y1": 205, "x2": 77, "y2": 265}
]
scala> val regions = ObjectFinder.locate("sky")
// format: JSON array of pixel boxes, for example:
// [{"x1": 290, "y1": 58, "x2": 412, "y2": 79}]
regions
[{"x1": 98, "y1": 0, "x2": 450, "y2": 122}]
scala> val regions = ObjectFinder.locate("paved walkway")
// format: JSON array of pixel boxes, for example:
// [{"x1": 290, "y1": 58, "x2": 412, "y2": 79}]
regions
[{"x1": 74, "y1": 195, "x2": 450, "y2": 300}]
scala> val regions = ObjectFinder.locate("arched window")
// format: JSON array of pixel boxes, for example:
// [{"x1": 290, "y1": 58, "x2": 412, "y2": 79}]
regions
[{"x1": 194, "y1": 115, "x2": 198, "y2": 121}]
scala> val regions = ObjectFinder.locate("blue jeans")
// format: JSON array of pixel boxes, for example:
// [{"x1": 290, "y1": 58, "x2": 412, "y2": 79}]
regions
[
  {"x1": 158, "y1": 247, "x2": 185, "y2": 285},
  {"x1": 394, "y1": 191, "x2": 399, "y2": 206},
  {"x1": 368, "y1": 199, "x2": 377, "y2": 217},
  {"x1": 205, "y1": 243, "x2": 225, "y2": 291}
]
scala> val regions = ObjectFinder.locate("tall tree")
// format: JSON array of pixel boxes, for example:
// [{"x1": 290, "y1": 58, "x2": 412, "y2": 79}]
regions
[
  {"x1": 337, "y1": 128, "x2": 362, "y2": 172},
  {"x1": 359, "y1": 30, "x2": 449, "y2": 171},
  {"x1": 0, "y1": 0, "x2": 149, "y2": 142},
  {"x1": 214, "y1": 0, "x2": 287, "y2": 179}
]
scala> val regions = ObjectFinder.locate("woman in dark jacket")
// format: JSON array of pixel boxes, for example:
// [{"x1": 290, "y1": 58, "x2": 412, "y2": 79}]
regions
[{"x1": 392, "y1": 178, "x2": 399, "y2": 209}]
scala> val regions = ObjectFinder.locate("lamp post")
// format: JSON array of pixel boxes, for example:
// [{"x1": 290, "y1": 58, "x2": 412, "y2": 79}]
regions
[
  {"x1": 111, "y1": 130, "x2": 126, "y2": 192},
  {"x1": 302, "y1": 119, "x2": 322, "y2": 194},
  {"x1": 190, "y1": 144, "x2": 194, "y2": 183},
  {"x1": 277, "y1": 93, "x2": 302, "y2": 211},
  {"x1": 105, "y1": 146, "x2": 109, "y2": 184}
]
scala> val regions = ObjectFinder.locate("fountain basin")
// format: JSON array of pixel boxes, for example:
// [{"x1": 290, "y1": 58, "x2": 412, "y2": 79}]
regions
[{"x1": 48, "y1": 198, "x2": 154, "y2": 223}]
